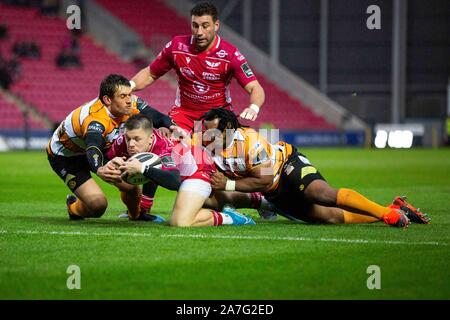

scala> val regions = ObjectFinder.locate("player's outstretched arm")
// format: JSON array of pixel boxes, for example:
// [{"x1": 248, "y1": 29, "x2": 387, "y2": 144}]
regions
[
  {"x1": 120, "y1": 158, "x2": 181, "y2": 191},
  {"x1": 240, "y1": 80, "x2": 265, "y2": 121},
  {"x1": 211, "y1": 161, "x2": 273, "y2": 192},
  {"x1": 130, "y1": 67, "x2": 157, "y2": 91}
]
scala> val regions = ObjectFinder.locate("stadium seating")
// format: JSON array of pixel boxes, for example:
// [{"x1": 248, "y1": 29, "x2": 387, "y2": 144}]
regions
[
  {"x1": 0, "y1": 94, "x2": 45, "y2": 130},
  {"x1": 0, "y1": 1, "x2": 335, "y2": 130},
  {"x1": 0, "y1": 3, "x2": 173, "y2": 125},
  {"x1": 96, "y1": 0, "x2": 336, "y2": 130}
]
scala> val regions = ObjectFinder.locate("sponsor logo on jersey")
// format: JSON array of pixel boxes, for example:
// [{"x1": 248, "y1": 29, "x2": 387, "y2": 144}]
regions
[
  {"x1": 234, "y1": 50, "x2": 245, "y2": 61},
  {"x1": 202, "y1": 72, "x2": 220, "y2": 81},
  {"x1": 186, "y1": 57, "x2": 191, "y2": 64},
  {"x1": 205, "y1": 60, "x2": 221, "y2": 68},
  {"x1": 183, "y1": 91, "x2": 221, "y2": 101},
  {"x1": 87, "y1": 121, "x2": 105, "y2": 133},
  {"x1": 192, "y1": 81, "x2": 210, "y2": 94},
  {"x1": 216, "y1": 49, "x2": 228, "y2": 58},
  {"x1": 240, "y1": 62, "x2": 254, "y2": 78},
  {"x1": 180, "y1": 67, "x2": 195, "y2": 78},
  {"x1": 177, "y1": 43, "x2": 189, "y2": 52}
]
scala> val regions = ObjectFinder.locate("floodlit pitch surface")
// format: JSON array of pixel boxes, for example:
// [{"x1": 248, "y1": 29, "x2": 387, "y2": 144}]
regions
[{"x1": 1, "y1": 149, "x2": 449, "y2": 299}]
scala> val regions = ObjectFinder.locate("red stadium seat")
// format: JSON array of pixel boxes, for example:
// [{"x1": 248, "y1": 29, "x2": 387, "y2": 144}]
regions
[{"x1": 0, "y1": 1, "x2": 334, "y2": 130}]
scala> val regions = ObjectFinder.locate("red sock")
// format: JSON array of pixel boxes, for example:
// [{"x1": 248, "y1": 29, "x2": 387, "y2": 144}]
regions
[
  {"x1": 140, "y1": 195, "x2": 154, "y2": 213},
  {"x1": 250, "y1": 192, "x2": 262, "y2": 209},
  {"x1": 212, "y1": 210, "x2": 223, "y2": 226}
]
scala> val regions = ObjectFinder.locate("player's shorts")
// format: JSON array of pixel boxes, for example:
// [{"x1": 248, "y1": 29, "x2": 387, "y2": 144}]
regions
[
  {"x1": 264, "y1": 150, "x2": 326, "y2": 221},
  {"x1": 47, "y1": 154, "x2": 91, "y2": 192},
  {"x1": 169, "y1": 104, "x2": 233, "y2": 133},
  {"x1": 179, "y1": 178, "x2": 212, "y2": 198}
]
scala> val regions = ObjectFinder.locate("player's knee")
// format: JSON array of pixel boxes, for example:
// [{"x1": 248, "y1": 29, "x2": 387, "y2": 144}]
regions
[
  {"x1": 87, "y1": 197, "x2": 108, "y2": 217},
  {"x1": 170, "y1": 215, "x2": 192, "y2": 227},
  {"x1": 323, "y1": 213, "x2": 343, "y2": 224},
  {"x1": 305, "y1": 181, "x2": 338, "y2": 205}
]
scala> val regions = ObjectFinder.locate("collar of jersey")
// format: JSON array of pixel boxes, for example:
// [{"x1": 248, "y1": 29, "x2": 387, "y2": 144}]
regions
[{"x1": 191, "y1": 34, "x2": 220, "y2": 57}]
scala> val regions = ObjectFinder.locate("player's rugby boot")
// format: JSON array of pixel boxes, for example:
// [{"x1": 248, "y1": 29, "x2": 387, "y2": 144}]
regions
[
  {"x1": 382, "y1": 206, "x2": 410, "y2": 229},
  {"x1": 392, "y1": 196, "x2": 430, "y2": 224},
  {"x1": 66, "y1": 194, "x2": 84, "y2": 220},
  {"x1": 223, "y1": 205, "x2": 256, "y2": 226},
  {"x1": 257, "y1": 207, "x2": 278, "y2": 221},
  {"x1": 119, "y1": 209, "x2": 166, "y2": 223}
]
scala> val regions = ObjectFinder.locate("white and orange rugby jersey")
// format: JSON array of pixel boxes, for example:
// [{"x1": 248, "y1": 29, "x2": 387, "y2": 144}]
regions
[
  {"x1": 47, "y1": 97, "x2": 141, "y2": 157},
  {"x1": 212, "y1": 127, "x2": 294, "y2": 193}
]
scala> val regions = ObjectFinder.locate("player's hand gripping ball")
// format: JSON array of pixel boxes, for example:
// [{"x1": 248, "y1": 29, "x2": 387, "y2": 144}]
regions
[{"x1": 120, "y1": 152, "x2": 161, "y2": 185}]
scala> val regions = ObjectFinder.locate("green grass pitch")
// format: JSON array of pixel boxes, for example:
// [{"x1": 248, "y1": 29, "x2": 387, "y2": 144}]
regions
[{"x1": 0, "y1": 148, "x2": 449, "y2": 300}]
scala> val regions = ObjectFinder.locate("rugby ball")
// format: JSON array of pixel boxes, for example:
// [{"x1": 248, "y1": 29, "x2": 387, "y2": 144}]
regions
[{"x1": 122, "y1": 152, "x2": 162, "y2": 185}]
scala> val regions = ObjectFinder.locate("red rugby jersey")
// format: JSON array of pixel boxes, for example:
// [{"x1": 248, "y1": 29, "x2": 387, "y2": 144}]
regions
[{"x1": 150, "y1": 35, "x2": 257, "y2": 113}]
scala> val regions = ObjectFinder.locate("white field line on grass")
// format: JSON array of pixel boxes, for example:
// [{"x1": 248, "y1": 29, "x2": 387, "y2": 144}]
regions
[{"x1": 0, "y1": 229, "x2": 446, "y2": 246}]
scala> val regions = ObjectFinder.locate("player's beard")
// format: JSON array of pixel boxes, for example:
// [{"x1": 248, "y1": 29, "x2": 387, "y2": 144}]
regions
[{"x1": 195, "y1": 35, "x2": 214, "y2": 51}]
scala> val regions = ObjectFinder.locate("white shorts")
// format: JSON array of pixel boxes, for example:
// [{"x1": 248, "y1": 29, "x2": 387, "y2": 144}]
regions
[{"x1": 178, "y1": 179, "x2": 212, "y2": 199}]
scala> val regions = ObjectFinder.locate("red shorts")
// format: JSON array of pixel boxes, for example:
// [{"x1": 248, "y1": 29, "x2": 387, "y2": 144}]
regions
[
  {"x1": 183, "y1": 169, "x2": 214, "y2": 183},
  {"x1": 169, "y1": 105, "x2": 233, "y2": 133}
]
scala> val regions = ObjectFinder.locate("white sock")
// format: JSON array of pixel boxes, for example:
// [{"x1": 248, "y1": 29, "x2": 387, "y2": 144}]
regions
[
  {"x1": 220, "y1": 213, "x2": 234, "y2": 225},
  {"x1": 260, "y1": 196, "x2": 271, "y2": 210}
]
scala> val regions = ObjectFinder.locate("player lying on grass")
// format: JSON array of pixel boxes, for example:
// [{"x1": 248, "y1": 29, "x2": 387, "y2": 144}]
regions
[
  {"x1": 199, "y1": 108, "x2": 430, "y2": 228},
  {"x1": 106, "y1": 114, "x2": 257, "y2": 227},
  {"x1": 107, "y1": 113, "x2": 273, "y2": 222},
  {"x1": 47, "y1": 74, "x2": 179, "y2": 220}
]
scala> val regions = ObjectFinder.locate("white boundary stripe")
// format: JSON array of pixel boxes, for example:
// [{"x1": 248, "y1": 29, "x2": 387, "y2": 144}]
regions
[{"x1": 0, "y1": 229, "x2": 446, "y2": 246}]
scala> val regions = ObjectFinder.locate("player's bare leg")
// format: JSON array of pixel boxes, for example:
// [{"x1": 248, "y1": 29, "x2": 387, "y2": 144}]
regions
[
  {"x1": 205, "y1": 191, "x2": 276, "y2": 220},
  {"x1": 204, "y1": 191, "x2": 256, "y2": 210},
  {"x1": 114, "y1": 181, "x2": 142, "y2": 220},
  {"x1": 304, "y1": 180, "x2": 409, "y2": 228},
  {"x1": 170, "y1": 190, "x2": 215, "y2": 227},
  {"x1": 170, "y1": 180, "x2": 256, "y2": 227},
  {"x1": 69, "y1": 179, "x2": 108, "y2": 218}
]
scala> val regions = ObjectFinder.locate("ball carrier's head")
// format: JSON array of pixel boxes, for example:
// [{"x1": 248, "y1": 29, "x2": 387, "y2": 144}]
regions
[{"x1": 123, "y1": 114, "x2": 154, "y2": 156}]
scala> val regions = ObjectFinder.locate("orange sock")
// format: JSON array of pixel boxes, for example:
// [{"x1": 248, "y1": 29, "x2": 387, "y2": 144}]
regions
[
  {"x1": 337, "y1": 188, "x2": 391, "y2": 219},
  {"x1": 69, "y1": 199, "x2": 89, "y2": 217},
  {"x1": 120, "y1": 191, "x2": 141, "y2": 220},
  {"x1": 343, "y1": 210, "x2": 380, "y2": 224}
]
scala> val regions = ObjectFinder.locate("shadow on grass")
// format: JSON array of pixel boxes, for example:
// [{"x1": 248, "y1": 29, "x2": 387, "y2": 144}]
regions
[
  {"x1": 0, "y1": 213, "x2": 385, "y2": 233},
  {"x1": 0, "y1": 214, "x2": 169, "y2": 229}
]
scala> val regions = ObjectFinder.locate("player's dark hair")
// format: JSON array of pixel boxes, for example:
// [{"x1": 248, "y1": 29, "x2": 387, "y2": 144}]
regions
[
  {"x1": 199, "y1": 107, "x2": 241, "y2": 132},
  {"x1": 191, "y1": 1, "x2": 219, "y2": 22},
  {"x1": 124, "y1": 114, "x2": 153, "y2": 133},
  {"x1": 99, "y1": 74, "x2": 131, "y2": 103}
]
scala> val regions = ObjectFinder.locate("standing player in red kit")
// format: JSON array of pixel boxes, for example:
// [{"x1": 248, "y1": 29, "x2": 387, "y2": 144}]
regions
[{"x1": 129, "y1": 1, "x2": 265, "y2": 132}]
